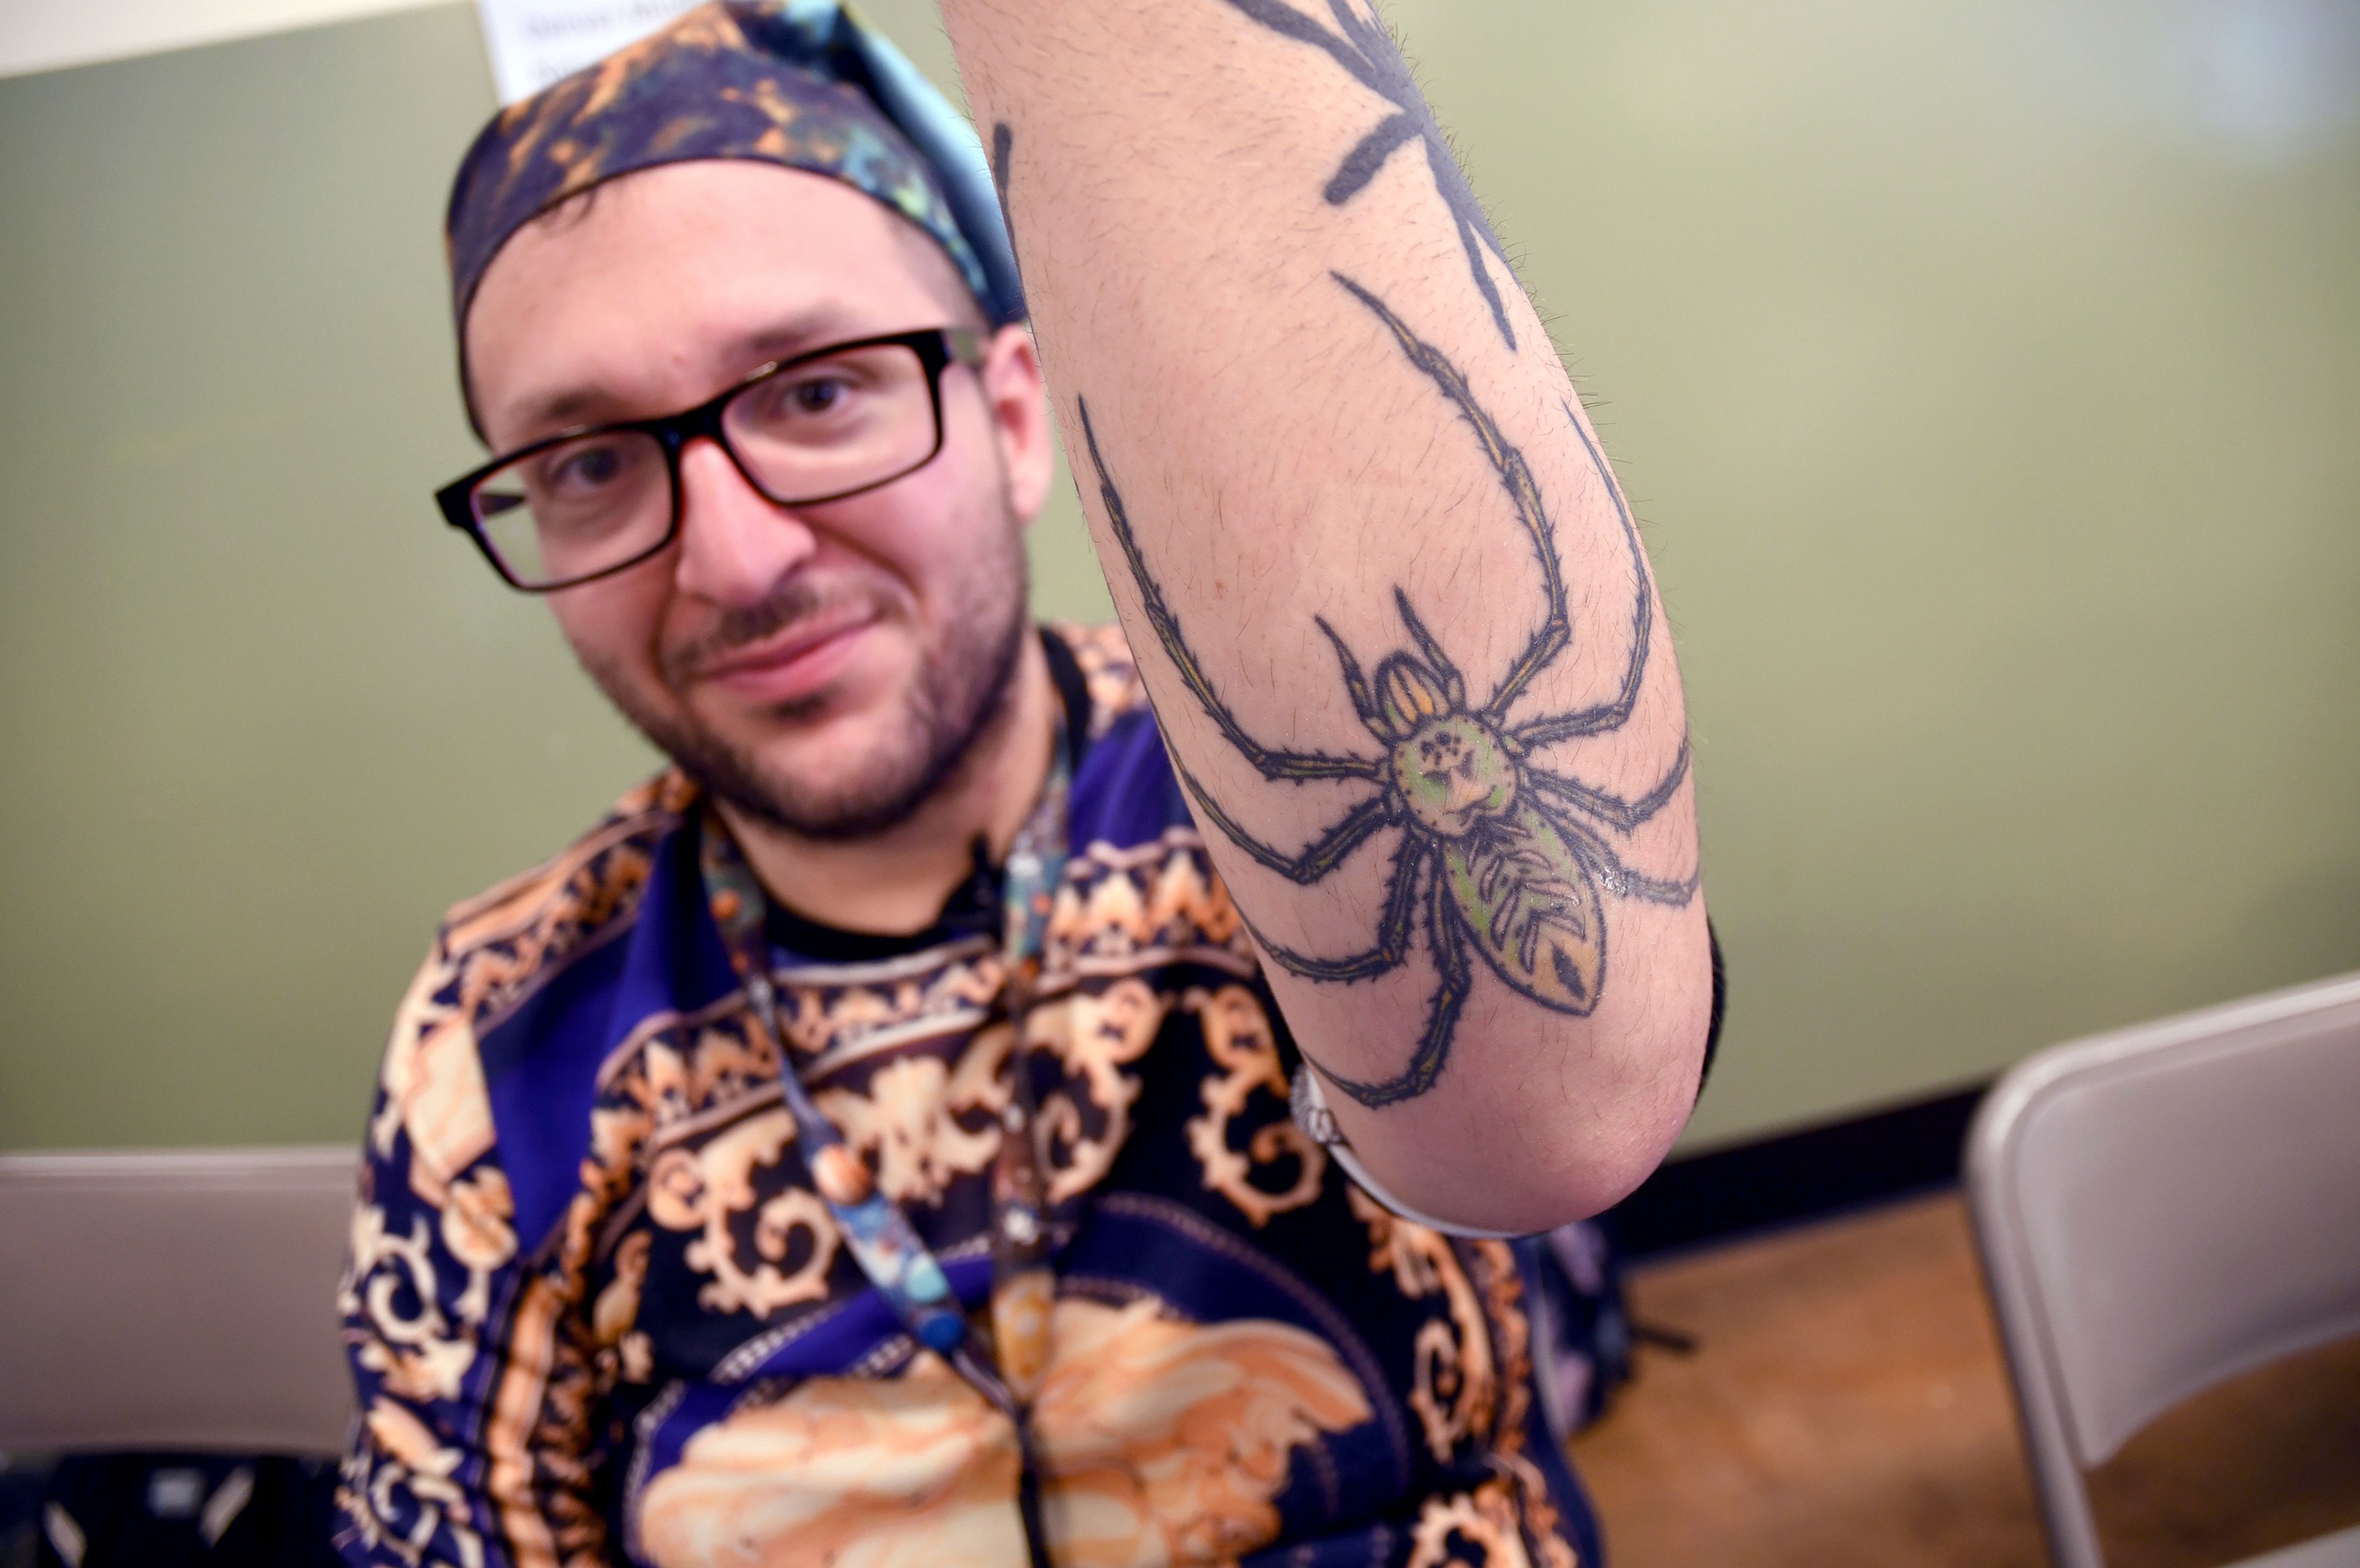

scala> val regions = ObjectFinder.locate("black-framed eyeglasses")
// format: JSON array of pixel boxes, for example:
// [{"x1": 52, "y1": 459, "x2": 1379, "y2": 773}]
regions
[{"x1": 437, "y1": 326, "x2": 987, "y2": 592}]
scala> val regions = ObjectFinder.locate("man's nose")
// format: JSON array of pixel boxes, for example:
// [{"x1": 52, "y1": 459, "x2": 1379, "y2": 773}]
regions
[{"x1": 671, "y1": 437, "x2": 819, "y2": 606}]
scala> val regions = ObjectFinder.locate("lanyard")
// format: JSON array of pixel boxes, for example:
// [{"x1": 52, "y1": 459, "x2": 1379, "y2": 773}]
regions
[{"x1": 697, "y1": 720, "x2": 1071, "y2": 1568}]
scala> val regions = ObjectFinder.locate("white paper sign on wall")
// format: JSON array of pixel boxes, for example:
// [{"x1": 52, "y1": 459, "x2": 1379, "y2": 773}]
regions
[{"x1": 472, "y1": 0, "x2": 705, "y2": 104}]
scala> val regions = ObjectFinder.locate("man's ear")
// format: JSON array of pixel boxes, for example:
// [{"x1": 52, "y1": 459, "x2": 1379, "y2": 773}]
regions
[{"x1": 979, "y1": 324, "x2": 1055, "y2": 527}]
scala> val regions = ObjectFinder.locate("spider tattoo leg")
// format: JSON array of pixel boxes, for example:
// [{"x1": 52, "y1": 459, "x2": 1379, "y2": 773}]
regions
[
  {"x1": 1327, "y1": 112, "x2": 1422, "y2": 205},
  {"x1": 1303, "y1": 850, "x2": 1474, "y2": 1108},
  {"x1": 1544, "y1": 807, "x2": 1700, "y2": 907},
  {"x1": 1512, "y1": 404, "x2": 1654, "y2": 747},
  {"x1": 1333, "y1": 275, "x2": 1567, "y2": 714},
  {"x1": 1430, "y1": 150, "x2": 1520, "y2": 355},
  {"x1": 1315, "y1": 616, "x2": 1382, "y2": 729},
  {"x1": 1221, "y1": 0, "x2": 1521, "y2": 348},
  {"x1": 1525, "y1": 738, "x2": 1691, "y2": 833},
  {"x1": 1239, "y1": 837, "x2": 1428, "y2": 981},
  {"x1": 1171, "y1": 776, "x2": 1394, "y2": 886},
  {"x1": 1222, "y1": 0, "x2": 1382, "y2": 85},
  {"x1": 1080, "y1": 396, "x2": 1383, "y2": 785},
  {"x1": 1388, "y1": 590, "x2": 1466, "y2": 708}
]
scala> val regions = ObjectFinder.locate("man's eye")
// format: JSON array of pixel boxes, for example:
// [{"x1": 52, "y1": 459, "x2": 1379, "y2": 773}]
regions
[
  {"x1": 543, "y1": 442, "x2": 631, "y2": 493},
  {"x1": 558, "y1": 448, "x2": 623, "y2": 487},
  {"x1": 784, "y1": 375, "x2": 854, "y2": 414}
]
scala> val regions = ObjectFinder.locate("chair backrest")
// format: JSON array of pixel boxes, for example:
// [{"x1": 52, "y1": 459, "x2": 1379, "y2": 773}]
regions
[
  {"x1": 1967, "y1": 973, "x2": 2360, "y2": 1568},
  {"x1": 0, "y1": 1146, "x2": 358, "y2": 1455}
]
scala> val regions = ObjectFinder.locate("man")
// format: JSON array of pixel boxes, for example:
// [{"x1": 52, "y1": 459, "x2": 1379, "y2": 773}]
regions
[{"x1": 338, "y1": 2, "x2": 1719, "y2": 1564}]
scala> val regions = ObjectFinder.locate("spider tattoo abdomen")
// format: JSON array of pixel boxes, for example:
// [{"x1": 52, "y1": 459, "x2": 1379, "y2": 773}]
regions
[
  {"x1": 1078, "y1": 273, "x2": 1697, "y2": 1109},
  {"x1": 1375, "y1": 661, "x2": 1607, "y2": 1012}
]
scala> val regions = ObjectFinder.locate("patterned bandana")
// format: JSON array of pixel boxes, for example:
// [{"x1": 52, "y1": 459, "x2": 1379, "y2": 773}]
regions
[{"x1": 443, "y1": 0, "x2": 1024, "y2": 342}]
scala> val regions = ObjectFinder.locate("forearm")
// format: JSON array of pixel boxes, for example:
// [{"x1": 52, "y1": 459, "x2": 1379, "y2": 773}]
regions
[{"x1": 943, "y1": 0, "x2": 1711, "y2": 1229}]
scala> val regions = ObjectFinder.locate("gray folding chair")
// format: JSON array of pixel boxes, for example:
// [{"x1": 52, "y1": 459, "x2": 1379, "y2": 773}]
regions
[
  {"x1": 1968, "y1": 973, "x2": 2360, "y2": 1568},
  {"x1": 0, "y1": 1147, "x2": 358, "y2": 1455}
]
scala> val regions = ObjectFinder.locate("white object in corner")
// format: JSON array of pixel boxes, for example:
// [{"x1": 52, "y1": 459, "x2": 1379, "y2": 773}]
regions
[
  {"x1": 0, "y1": 0, "x2": 439, "y2": 81},
  {"x1": 471, "y1": 0, "x2": 703, "y2": 104}
]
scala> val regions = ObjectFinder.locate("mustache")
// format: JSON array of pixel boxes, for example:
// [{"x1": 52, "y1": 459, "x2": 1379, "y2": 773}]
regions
[{"x1": 661, "y1": 576, "x2": 883, "y2": 684}]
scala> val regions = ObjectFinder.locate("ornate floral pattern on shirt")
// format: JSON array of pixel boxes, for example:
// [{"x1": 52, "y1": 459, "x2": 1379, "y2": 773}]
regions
[{"x1": 335, "y1": 624, "x2": 1594, "y2": 1568}]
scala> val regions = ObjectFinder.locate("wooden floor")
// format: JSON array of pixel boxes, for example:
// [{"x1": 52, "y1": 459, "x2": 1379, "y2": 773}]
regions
[{"x1": 1566, "y1": 1193, "x2": 2360, "y2": 1568}]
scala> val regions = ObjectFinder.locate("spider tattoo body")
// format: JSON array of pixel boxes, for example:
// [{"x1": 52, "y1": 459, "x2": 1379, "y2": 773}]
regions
[{"x1": 1079, "y1": 275, "x2": 1696, "y2": 1109}]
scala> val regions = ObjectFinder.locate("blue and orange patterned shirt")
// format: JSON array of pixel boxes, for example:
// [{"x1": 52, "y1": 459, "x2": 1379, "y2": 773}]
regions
[{"x1": 335, "y1": 624, "x2": 1602, "y2": 1568}]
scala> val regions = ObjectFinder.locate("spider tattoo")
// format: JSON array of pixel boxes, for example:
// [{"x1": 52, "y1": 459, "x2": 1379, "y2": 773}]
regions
[
  {"x1": 1219, "y1": 0, "x2": 1520, "y2": 350},
  {"x1": 1077, "y1": 275, "x2": 1697, "y2": 1108}
]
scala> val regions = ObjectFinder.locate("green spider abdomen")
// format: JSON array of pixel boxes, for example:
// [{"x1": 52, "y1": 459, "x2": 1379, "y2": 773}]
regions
[{"x1": 1442, "y1": 800, "x2": 1607, "y2": 1014}]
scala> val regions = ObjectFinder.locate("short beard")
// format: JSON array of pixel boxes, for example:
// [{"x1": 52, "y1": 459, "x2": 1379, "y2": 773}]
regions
[{"x1": 588, "y1": 527, "x2": 1031, "y2": 842}]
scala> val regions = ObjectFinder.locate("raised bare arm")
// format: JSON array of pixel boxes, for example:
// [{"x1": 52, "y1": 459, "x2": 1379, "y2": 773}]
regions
[{"x1": 943, "y1": 0, "x2": 1713, "y2": 1230}]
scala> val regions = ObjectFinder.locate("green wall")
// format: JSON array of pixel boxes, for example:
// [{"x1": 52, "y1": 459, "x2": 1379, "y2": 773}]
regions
[{"x1": 1, "y1": 0, "x2": 2353, "y2": 1154}]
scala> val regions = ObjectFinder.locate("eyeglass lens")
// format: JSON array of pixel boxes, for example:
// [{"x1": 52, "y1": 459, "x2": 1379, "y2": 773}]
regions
[{"x1": 470, "y1": 341, "x2": 941, "y2": 589}]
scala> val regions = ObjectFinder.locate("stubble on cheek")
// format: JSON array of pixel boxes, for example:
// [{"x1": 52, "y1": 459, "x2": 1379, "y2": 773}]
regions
[{"x1": 566, "y1": 527, "x2": 1029, "y2": 842}]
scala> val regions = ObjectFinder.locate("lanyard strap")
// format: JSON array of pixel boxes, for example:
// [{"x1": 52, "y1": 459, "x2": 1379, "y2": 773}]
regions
[{"x1": 696, "y1": 718, "x2": 1071, "y2": 1566}]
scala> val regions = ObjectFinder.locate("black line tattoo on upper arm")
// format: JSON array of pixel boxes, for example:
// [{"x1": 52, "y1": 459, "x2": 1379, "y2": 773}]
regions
[
  {"x1": 1078, "y1": 276, "x2": 1695, "y2": 1108},
  {"x1": 990, "y1": 122, "x2": 1019, "y2": 269},
  {"x1": 1217, "y1": 0, "x2": 1519, "y2": 349}
]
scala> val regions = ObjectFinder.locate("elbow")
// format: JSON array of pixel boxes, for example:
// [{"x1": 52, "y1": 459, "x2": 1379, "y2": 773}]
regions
[
  {"x1": 1381, "y1": 937, "x2": 1715, "y2": 1235},
  {"x1": 1476, "y1": 1054, "x2": 1702, "y2": 1234},
  {"x1": 1297, "y1": 907, "x2": 1718, "y2": 1236}
]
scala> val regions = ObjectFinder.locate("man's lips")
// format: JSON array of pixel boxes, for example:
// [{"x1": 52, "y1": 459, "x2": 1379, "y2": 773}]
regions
[{"x1": 690, "y1": 609, "x2": 880, "y2": 705}]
